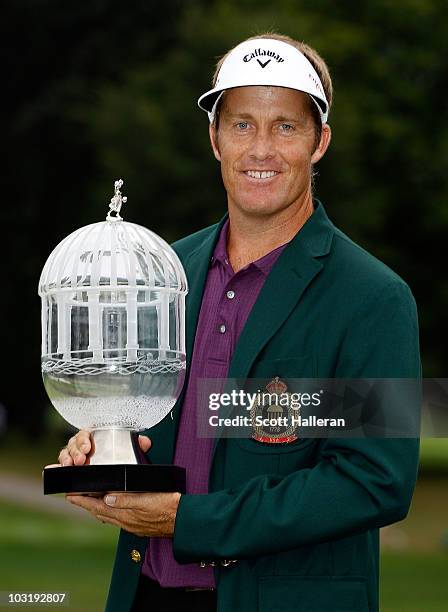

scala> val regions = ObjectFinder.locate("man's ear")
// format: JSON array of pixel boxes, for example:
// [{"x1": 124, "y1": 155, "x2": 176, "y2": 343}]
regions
[
  {"x1": 209, "y1": 123, "x2": 221, "y2": 162},
  {"x1": 311, "y1": 123, "x2": 331, "y2": 165}
]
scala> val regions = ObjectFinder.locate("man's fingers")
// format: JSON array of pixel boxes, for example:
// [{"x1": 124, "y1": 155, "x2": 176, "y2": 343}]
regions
[
  {"x1": 97, "y1": 514, "x2": 120, "y2": 528},
  {"x1": 76, "y1": 430, "x2": 92, "y2": 454},
  {"x1": 66, "y1": 446, "x2": 87, "y2": 466},
  {"x1": 66, "y1": 430, "x2": 91, "y2": 465},
  {"x1": 67, "y1": 495, "x2": 124, "y2": 527},
  {"x1": 58, "y1": 448, "x2": 73, "y2": 466},
  {"x1": 66, "y1": 494, "x2": 104, "y2": 513},
  {"x1": 74, "y1": 451, "x2": 88, "y2": 466},
  {"x1": 138, "y1": 435, "x2": 152, "y2": 453}
]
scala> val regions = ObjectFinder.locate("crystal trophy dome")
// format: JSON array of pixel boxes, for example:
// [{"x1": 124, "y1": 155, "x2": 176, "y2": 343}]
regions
[{"x1": 39, "y1": 180, "x2": 188, "y2": 494}]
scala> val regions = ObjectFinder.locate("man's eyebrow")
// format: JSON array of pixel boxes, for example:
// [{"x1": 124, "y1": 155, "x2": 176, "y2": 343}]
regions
[
  {"x1": 274, "y1": 114, "x2": 306, "y2": 123},
  {"x1": 223, "y1": 112, "x2": 255, "y2": 120},
  {"x1": 223, "y1": 111, "x2": 306, "y2": 122}
]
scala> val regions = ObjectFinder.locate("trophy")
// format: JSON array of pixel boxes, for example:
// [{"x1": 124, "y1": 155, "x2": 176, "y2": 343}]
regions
[{"x1": 39, "y1": 180, "x2": 187, "y2": 494}]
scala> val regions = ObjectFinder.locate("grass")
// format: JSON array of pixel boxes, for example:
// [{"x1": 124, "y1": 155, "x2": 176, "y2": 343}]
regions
[
  {"x1": 381, "y1": 552, "x2": 448, "y2": 611},
  {"x1": 0, "y1": 494, "x2": 447, "y2": 611},
  {"x1": 389, "y1": 475, "x2": 448, "y2": 552},
  {"x1": 0, "y1": 501, "x2": 117, "y2": 612}
]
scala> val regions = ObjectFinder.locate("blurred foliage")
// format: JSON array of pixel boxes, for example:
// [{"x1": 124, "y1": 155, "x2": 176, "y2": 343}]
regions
[{"x1": 2, "y1": 0, "x2": 448, "y2": 433}]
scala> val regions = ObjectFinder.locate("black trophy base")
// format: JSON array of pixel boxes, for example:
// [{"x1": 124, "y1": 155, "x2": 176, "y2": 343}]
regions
[{"x1": 43, "y1": 464, "x2": 186, "y2": 495}]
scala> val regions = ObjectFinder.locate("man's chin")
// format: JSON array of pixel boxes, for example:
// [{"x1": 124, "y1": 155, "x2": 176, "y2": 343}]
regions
[{"x1": 230, "y1": 199, "x2": 289, "y2": 218}]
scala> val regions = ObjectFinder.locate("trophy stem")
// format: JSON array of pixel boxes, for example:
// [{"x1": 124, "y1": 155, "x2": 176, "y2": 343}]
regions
[{"x1": 89, "y1": 429, "x2": 140, "y2": 465}]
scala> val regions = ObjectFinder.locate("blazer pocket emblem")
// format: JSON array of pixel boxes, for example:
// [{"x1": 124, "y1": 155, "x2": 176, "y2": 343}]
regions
[{"x1": 250, "y1": 377, "x2": 300, "y2": 444}]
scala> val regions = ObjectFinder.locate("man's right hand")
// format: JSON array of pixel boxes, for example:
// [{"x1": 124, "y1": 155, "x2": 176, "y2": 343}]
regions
[{"x1": 56, "y1": 431, "x2": 152, "y2": 466}]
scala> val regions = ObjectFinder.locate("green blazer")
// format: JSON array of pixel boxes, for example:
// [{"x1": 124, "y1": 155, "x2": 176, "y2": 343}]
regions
[{"x1": 106, "y1": 200, "x2": 420, "y2": 612}]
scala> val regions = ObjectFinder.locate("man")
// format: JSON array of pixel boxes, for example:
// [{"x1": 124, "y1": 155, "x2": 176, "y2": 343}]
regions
[{"x1": 61, "y1": 34, "x2": 420, "y2": 611}]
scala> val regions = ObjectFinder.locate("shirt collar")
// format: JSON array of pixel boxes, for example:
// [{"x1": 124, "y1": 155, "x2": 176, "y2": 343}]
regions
[
  {"x1": 210, "y1": 218, "x2": 289, "y2": 277},
  {"x1": 210, "y1": 218, "x2": 230, "y2": 266}
]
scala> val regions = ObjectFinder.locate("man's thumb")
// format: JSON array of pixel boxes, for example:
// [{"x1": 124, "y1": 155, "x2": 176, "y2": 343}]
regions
[
  {"x1": 104, "y1": 493, "x2": 143, "y2": 508},
  {"x1": 138, "y1": 435, "x2": 152, "y2": 453},
  {"x1": 104, "y1": 494, "x2": 118, "y2": 507}
]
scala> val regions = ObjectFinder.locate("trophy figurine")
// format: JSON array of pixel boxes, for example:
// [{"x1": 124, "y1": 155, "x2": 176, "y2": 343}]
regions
[{"x1": 39, "y1": 180, "x2": 187, "y2": 494}]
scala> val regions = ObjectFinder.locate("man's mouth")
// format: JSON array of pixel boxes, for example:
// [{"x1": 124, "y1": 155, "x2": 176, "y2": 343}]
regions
[{"x1": 244, "y1": 170, "x2": 280, "y2": 179}]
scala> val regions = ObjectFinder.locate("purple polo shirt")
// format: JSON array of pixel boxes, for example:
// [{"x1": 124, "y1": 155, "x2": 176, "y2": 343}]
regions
[{"x1": 142, "y1": 219, "x2": 287, "y2": 587}]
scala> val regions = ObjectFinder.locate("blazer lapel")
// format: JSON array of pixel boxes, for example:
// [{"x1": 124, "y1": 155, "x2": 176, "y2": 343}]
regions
[
  {"x1": 183, "y1": 218, "x2": 228, "y2": 366},
  {"x1": 212, "y1": 202, "x2": 335, "y2": 454},
  {"x1": 228, "y1": 201, "x2": 334, "y2": 380},
  {"x1": 160, "y1": 217, "x2": 227, "y2": 455}
]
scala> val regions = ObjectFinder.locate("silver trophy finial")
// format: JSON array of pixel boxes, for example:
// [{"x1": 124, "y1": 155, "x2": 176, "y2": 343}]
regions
[{"x1": 107, "y1": 179, "x2": 127, "y2": 221}]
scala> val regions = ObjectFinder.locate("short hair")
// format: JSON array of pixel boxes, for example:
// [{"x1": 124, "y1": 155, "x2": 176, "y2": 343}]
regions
[{"x1": 212, "y1": 32, "x2": 333, "y2": 149}]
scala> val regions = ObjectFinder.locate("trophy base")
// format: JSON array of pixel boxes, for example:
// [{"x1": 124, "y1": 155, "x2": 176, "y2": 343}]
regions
[{"x1": 43, "y1": 464, "x2": 186, "y2": 495}]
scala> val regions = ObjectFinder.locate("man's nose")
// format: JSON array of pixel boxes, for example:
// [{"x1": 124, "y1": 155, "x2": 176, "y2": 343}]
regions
[{"x1": 248, "y1": 129, "x2": 275, "y2": 161}]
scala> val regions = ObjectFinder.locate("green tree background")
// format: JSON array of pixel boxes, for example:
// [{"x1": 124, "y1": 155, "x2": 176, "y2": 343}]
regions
[{"x1": 2, "y1": 0, "x2": 448, "y2": 433}]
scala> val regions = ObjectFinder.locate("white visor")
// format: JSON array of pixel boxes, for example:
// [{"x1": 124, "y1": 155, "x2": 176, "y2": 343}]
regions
[{"x1": 198, "y1": 38, "x2": 329, "y2": 124}]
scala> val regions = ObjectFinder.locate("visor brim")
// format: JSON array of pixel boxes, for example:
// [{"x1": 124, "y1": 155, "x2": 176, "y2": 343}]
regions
[{"x1": 198, "y1": 86, "x2": 328, "y2": 122}]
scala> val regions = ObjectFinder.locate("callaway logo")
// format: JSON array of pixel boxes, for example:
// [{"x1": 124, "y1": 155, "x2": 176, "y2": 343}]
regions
[
  {"x1": 243, "y1": 48, "x2": 285, "y2": 69},
  {"x1": 308, "y1": 72, "x2": 324, "y2": 94}
]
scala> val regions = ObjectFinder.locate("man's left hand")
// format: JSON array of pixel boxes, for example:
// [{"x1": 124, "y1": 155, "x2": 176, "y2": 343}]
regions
[{"x1": 66, "y1": 491, "x2": 181, "y2": 537}]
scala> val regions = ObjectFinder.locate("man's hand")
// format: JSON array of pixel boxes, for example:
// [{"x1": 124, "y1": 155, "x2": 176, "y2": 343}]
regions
[
  {"x1": 54, "y1": 430, "x2": 152, "y2": 466},
  {"x1": 52, "y1": 430, "x2": 179, "y2": 538},
  {"x1": 66, "y1": 491, "x2": 181, "y2": 538}
]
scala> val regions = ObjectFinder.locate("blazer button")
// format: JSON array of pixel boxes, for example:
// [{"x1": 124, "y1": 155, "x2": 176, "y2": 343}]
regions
[
  {"x1": 130, "y1": 549, "x2": 141, "y2": 563},
  {"x1": 221, "y1": 559, "x2": 238, "y2": 567},
  {"x1": 199, "y1": 560, "x2": 217, "y2": 567}
]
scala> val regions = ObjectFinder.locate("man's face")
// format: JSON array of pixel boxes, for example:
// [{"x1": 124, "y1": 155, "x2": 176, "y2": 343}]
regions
[{"x1": 209, "y1": 86, "x2": 330, "y2": 218}]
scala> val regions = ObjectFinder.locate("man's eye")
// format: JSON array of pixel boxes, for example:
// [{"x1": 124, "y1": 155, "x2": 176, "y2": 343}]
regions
[
  {"x1": 280, "y1": 123, "x2": 294, "y2": 132},
  {"x1": 236, "y1": 121, "x2": 249, "y2": 130}
]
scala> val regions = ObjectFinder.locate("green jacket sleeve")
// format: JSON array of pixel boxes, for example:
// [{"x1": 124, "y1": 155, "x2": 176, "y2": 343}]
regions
[{"x1": 172, "y1": 280, "x2": 421, "y2": 563}]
